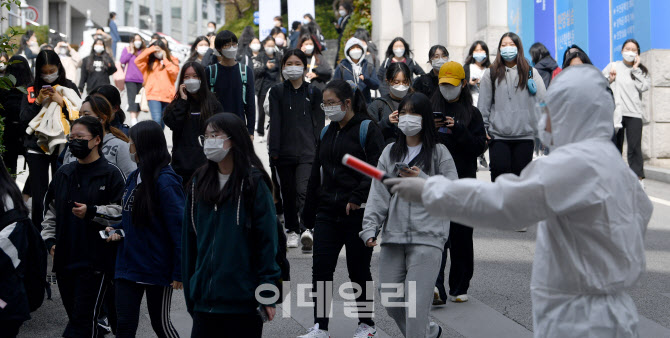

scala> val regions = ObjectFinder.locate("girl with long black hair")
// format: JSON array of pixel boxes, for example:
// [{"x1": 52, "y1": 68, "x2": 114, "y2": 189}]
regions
[
  {"x1": 377, "y1": 37, "x2": 425, "y2": 98},
  {"x1": 164, "y1": 62, "x2": 223, "y2": 184},
  {"x1": 477, "y1": 32, "x2": 546, "y2": 204},
  {"x1": 299, "y1": 80, "x2": 384, "y2": 338},
  {"x1": 41, "y1": 116, "x2": 125, "y2": 338},
  {"x1": 20, "y1": 50, "x2": 81, "y2": 229},
  {"x1": 298, "y1": 34, "x2": 332, "y2": 91},
  {"x1": 603, "y1": 38, "x2": 650, "y2": 187},
  {"x1": 361, "y1": 92, "x2": 457, "y2": 338},
  {"x1": 182, "y1": 113, "x2": 280, "y2": 337},
  {"x1": 186, "y1": 36, "x2": 213, "y2": 64},
  {"x1": 268, "y1": 49, "x2": 324, "y2": 252},
  {"x1": 79, "y1": 38, "x2": 117, "y2": 94},
  {"x1": 368, "y1": 62, "x2": 412, "y2": 144},
  {"x1": 430, "y1": 62, "x2": 487, "y2": 305},
  {"x1": 106, "y1": 120, "x2": 184, "y2": 338},
  {"x1": 463, "y1": 40, "x2": 491, "y2": 106},
  {"x1": 254, "y1": 36, "x2": 281, "y2": 138}
]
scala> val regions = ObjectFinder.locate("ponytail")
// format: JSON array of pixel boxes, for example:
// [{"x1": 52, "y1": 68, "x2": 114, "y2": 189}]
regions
[
  {"x1": 85, "y1": 94, "x2": 130, "y2": 143},
  {"x1": 324, "y1": 79, "x2": 377, "y2": 122},
  {"x1": 109, "y1": 126, "x2": 129, "y2": 142}
]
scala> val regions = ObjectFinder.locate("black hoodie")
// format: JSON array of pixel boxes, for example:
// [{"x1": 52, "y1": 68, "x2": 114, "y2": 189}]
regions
[
  {"x1": 302, "y1": 114, "x2": 385, "y2": 227},
  {"x1": 534, "y1": 56, "x2": 559, "y2": 89},
  {"x1": 268, "y1": 81, "x2": 324, "y2": 164}
]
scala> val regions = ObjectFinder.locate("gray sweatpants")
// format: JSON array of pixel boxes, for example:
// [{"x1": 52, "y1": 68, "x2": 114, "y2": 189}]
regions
[{"x1": 378, "y1": 244, "x2": 443, "y2": 338}]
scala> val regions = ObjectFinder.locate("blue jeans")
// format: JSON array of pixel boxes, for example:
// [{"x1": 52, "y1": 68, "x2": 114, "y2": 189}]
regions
[{"x1": 148, "y1": 100, "x2": 168, "y2": 128}]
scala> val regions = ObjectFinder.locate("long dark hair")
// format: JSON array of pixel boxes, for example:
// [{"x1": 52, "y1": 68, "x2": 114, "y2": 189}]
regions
[
  {"x1": 563, "y1": 51, "x2": 592, "y2": 69},
  {"x1": 491, "y1": 32, "x2": 530, "y2": 91},
  {"x1": 146, "y1": 39, "x2": 175, "y2": 75},
  {"x1": 129, "y1": 120, "x2": 171, "y2": 227},
  {"x1": 385, "y1": 37, "x2": 412, "y2": 59},
  {"x1": 169, "y1": 62, "x2": 218, "y2": 121},
  {"x1": 298, "y1": 34, "x2": 322, "y2": 56},
  {"x1": 621, "y1": 39, "x2": 649, "y2": 78},
  {"x1": 464, "y1": 40, "x2": 491, "y2": 68},
  {"x1": 188, "y1": 36, "x2": 209, "y2": 61},
  {"x1": 323, "y1": 79, "x2": 374, "y2": 121},
  {"x1": 192, "y1": 113, "x2": 270, "y2": 205},
  {"x1": 7, "y1": 55, "x2": 33, "y2": 87},
  {"x1": 18, "y1": 30, "x2": 34, "y2": 53},
  {"x1": 390, "y1": 92, "x2": 437, "y2": 172},
  {"x1": 84, "y1": 94, "x2": 129, "y2": 142},
  {"x1": 89, "y1": 84, "x2": 125, "y2": 124},
  {"x1": 280, "y1": 49, "x2": 307, "y2": 81},
  {"x1": 132, "y1": 34, "x2": 146, "y2": 51},
  {"x1": 33, "y1": 50, "x2": 68, "y2": 90},
  {"x1": 0, "y1": 157, "x2": 28, "y2": 214},
  {"x1": 431, "y1": 81, "x2": 475, "y2": 126},
  {"x1": 71, "y1": 116, "x2": 104, "y2": 156},
  {"x1": 529, "y1": 42, "x2": 551, "y2": 65},
  {"x1": 86, "y1": 38, "x2": 114, "y2": 73},
  {"x1": 385, "y1": 62, "x2": 412, "y2": 87}
]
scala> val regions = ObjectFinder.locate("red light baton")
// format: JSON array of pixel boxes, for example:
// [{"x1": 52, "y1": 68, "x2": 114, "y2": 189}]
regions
[{"x1": 342, "y1": 154, "x2": 390, "y2": 182}]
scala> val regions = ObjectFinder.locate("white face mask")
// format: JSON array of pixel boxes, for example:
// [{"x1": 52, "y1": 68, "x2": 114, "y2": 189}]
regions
[
  {"x1": 398, "y1": 115, "x2": 422, "y2": 137},
  {"x1": 339, "y1": 9, "x2": 347, "y2": 17},
  {"x1": 473, "y1": 52, "x2": 487, "y2": 62},
  {"x1": 264, "y1": 47, "x2": 275, "y2": 55},
  {"x1": 303, "y1": 18, "x2": 311, "y2": 25},
  {"x1": 622, "y1": 51, "x2": 637, "y2": 62},
  {"x1": 154, "y1": 51, "x2": 164, "y2": 59},
  {"x1": 133, "y1": 41, "x2": 142, "y2": 49},
  {"x1": 58, "y1": 47, "x2": 69, "y2": 56},
  {"x1": 282, "y1": 66, "x2": 304, "y2": 80},
  {"x1": 250, "y1": 43, "x2": 261, "y2": 52},
  {"x1": 207, "y1": 27, "x2": 216, "y2": 33},
  {"x1": 390, "y1": 84, "x2": 409, "y2": 99},
  {"x1": 196, "y1": 46, "x2": 209, "y2": 56},
  {"x1": 221, "y1": 46, "x2": 237, "y2": 59},
  {"x1": 184, "y1": 79, "x2": 201, "y2": 93},
  {"x1": 304, "y1": 45, "x2": 315, "y2": 54},
  {"x1": 349, "y1": 48, "x2": 363, "y2": 60},
  {"x1": 440, "y1": 85, "x2": 462, "y2": 102},
  {"x1": 203, "y1": 137, "x2": 231, "y2": 163},
  {"x1": 0, "y1": 63, "x2": 6, "y2": 71},
  {"x1": 431, "y1": 58, "x2": 448, "y2": 72},
  {"x1": 94, "y1": 45, "x2": 105, "y2": 54},
  {"x1": 42, "y1": 72, "x2": 59, "y2": 84},
  {"x1": 275, "y1": 37, "x2": 285, "y2": 47},
  {"x1": 323, "y1": 104, "x2": 346, "y2": 122},
  {"x1": 393, "y1": 48, "x2": 405, "y2": 58}
]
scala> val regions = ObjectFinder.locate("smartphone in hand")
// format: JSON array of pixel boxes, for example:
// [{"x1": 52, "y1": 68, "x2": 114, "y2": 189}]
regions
[
  {"x1": 99, "y1": 229, "x2": 125, "y2": 239},
  {"x1": 257, "y1": 305, "x2": 269, "y2": 323},
  {"x1": 432, "y1": 112, "x2": 445, "y2": 121},
  {"x1": 395, "y1": 162, "x2": 410, "y2": 172}
]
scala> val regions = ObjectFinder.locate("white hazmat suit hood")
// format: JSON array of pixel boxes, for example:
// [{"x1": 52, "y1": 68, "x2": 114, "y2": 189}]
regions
[{"x1": 418, "y1": 65, "x2": 653, "y2": 337}]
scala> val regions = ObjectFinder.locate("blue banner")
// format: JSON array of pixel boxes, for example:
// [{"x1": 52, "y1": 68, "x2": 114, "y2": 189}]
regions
[
  {"x1": 556, "y1": 0, "x2": 588, "y2": 67},
  {"x1": 534, "y1": 0, "x2": 555, "y2": 59},
  {"x1": 588, "y1": 0, "x2": 610, "y2": 69}
]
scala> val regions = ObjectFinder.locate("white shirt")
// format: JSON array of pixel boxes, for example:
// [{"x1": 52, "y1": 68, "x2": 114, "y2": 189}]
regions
[
  {"x1": 402, "y1": 144, "x2": 422, "y2": 164},
  {"x1": 218, "y1": 172, "x2": 230, "y2": 191}
]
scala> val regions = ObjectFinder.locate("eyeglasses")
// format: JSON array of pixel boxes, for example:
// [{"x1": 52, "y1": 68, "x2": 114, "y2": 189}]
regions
[
  {"x1": 198, "y1": 134, "x2": 229, "y2": 147},
  {"x1": 222, "y1": 42, "x2": 238, "y2": 49},
  {"x1": 320, "y1": 101, "x2": 342, "y2": 110}
]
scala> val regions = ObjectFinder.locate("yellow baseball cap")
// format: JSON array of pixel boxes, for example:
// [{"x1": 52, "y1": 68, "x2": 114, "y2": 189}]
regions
[{"x1": 438, "y1": 61, "x2": 465, "y2": 86}]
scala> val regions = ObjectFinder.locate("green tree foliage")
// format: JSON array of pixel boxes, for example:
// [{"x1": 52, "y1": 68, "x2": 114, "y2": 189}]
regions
[{"x1": 338, "y1": 0, "x2": 371, "y2": 61}]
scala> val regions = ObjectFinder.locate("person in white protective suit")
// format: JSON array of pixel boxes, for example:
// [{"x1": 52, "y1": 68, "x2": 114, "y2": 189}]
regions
[{"x1": 385, "y1": 64, "x2": 653, "y2": 338}]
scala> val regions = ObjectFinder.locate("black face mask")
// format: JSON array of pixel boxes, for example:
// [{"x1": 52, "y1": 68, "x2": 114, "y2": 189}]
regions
[{"x1": 69, "y1": 139, "x2": 93, "y2": 159}]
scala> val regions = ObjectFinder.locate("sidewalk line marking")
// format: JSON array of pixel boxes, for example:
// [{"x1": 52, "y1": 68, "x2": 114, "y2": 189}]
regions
[{"x1": 649, "y1": 196, "x2": 670, "y2": 208}]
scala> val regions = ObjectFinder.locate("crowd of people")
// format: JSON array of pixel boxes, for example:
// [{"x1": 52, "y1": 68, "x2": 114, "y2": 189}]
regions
[{"x1": 0, "y1": 1, "x2": 654, "y2": 337}]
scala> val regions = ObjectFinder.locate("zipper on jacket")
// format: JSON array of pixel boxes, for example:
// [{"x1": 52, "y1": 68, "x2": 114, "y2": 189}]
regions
[
  {"x1": 208, "y1": 211, "x2": 216, "y2": 312},
  {"x1": 332, "y1": 130, "x2": 340, "y2": 201}
]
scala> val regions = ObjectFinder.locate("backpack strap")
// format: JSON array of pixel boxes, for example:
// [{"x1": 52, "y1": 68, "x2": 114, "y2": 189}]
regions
[
  {"x1": 359, "y1": 120, "x2": 370, "y2": 151},
  {"x1": 0, "y1": 209, "x2": 30, "y2": 230},
  {"x1": 239, "y1": 63, "x2": 248, "y2": 105},
  {"x1": 490, "y1": 68, "x2": 496, "y2": 105},
  {"x1": 320, "y1": 125, "x2": 329, "y2": 140},
  {"x1": 208, "y1": 64, "x2": 217, "y2": 94}
]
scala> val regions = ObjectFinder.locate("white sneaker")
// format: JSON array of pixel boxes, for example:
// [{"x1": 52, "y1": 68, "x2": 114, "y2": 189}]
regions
[
  {"x1": 301, "y1": 229, "x2": 313, "y2": 253},
  {"x1": 433, "y1": 287, "x2": 446, "y2": 305},
  {"x1": 353, "y1": 323, "x2": 376, "y2": 338},
  {"x1": 516, "y1": 227, "x2": 528, "y2": 232},
  {"x1": 639, "y1": 179, "x2": 645, "y2": 190},
  {"x1": 449, "y1": 294, "x2": 469, "y2": 303},
  {"x1": 130, "y1": 117, "x2": 138, "y2": 126},
  {"x1": 287, "y1": 231, "x2": 299, "y2": 248},
  {"x1": 298, "y1": 324, "x2": 329, "y2": 338}
]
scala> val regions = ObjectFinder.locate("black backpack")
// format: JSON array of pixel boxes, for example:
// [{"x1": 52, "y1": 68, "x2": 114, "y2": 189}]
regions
[{"x1": 0, "y1": 209, "x2": 48, "y2": 312}]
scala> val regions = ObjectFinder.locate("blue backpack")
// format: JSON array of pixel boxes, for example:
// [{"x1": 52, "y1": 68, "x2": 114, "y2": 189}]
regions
[{"x1": 208, "y1": 63, "x2": 248, "y2": 104}]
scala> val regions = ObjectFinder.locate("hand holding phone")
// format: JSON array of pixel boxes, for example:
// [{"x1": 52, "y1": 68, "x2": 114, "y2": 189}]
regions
[
  {"x1": 99, "y1": 229, "x2": 125, "y2": 240},
  {"x1": 395, "y1": 162, "x2": 410, "y2": 172}
]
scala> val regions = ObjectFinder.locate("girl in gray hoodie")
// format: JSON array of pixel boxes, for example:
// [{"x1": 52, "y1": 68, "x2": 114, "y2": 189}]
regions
[{"x1": 360, "y1": 92, "x2": 458, "y2": 338}]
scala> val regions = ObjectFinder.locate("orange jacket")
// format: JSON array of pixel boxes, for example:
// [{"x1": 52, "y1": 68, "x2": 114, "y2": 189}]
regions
[{"x1": 135, "y1": 48, "x2": 179, "y2": 103}]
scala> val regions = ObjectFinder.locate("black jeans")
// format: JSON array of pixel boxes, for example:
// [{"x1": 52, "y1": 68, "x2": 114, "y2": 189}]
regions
[
  {"x1": 616, "y1": 116, "x2": 644, "y2": 178},
  {"x1": 275, "y1": 163, "x2": 311, "y2": 233},
  {"x1": 0, "y1": 320, "x2": 23, "y2": 338},
  {"x1": 256, "y1": 93, "x2": 267, "y2": 136},
  {"x1": 270, "y1": 166, "x2": 284, "y2": 215},
  {"x1": 115, "y1": 279, "x2": 179, "y2": 338},
  {"x1": 311, "y1": 210, "x2": 375, "y2": 331},
  {"x1": 435, "y1": 223, "x2": 474, "y2": 301},
  {"x1": 489, "y1": 140, "x2": 534, "y2": 182},
  {"x1": 24, "y1": 152, "x2": 58, "y2": 229},
  {"x1": 57, "y1": 269, "x2": 111, "y2": 338},
  {"x1": 191, "y1": 312, "x2": 262, "y2": 338}
]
